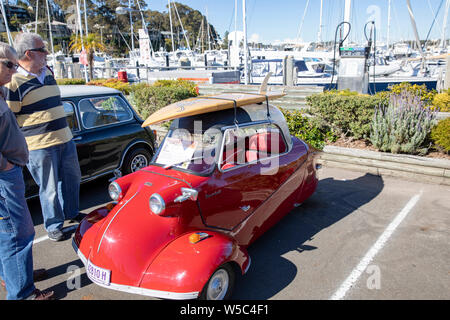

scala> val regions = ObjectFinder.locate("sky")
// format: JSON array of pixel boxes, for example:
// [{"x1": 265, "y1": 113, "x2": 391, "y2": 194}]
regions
[{"x1": 144, "y1": 0, "x2": 450, "y2": 45}]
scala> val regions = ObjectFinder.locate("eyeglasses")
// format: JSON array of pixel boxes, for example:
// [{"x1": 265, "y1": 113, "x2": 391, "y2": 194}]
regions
[
  {"x1": 1, "y1": 60, "x2": 19, "y2": 70},
  {"x1": 27, "y1": 47, "x2": 48, "y2": 53}
]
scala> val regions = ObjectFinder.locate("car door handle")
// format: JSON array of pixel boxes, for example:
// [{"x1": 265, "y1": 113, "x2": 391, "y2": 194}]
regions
[
  {"x1": 73, "y1": 136, "x2": 82, "y2": 141},
  {"x1": 240, "y1": 205, "x2": 251, "y2": 212}
]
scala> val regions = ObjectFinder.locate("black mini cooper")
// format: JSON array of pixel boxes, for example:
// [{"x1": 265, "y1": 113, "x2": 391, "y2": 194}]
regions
[{"x1": 25, "y1": 85, "x2": 156, "y2": 198}]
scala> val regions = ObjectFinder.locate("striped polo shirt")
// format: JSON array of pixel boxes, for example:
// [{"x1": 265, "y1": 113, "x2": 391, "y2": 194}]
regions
[{"x1": 6, "y1": 67, "x2": 72, "y2": 151}]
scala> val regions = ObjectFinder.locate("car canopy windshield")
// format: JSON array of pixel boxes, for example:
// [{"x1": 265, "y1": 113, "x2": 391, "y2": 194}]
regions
[{"x1": 152, "y1": 105, "x2": 291, "y2": 175}]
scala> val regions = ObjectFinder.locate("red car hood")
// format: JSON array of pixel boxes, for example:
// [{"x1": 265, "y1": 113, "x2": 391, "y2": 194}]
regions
[{"x1": 83, "y1": 166, "x2": 200, "y2": 287}]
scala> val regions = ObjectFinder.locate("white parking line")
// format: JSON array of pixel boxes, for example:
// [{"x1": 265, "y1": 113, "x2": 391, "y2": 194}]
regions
[
  {"x1": 330, "y1": 191, "x2": 423, "y2": 300},
  {"x1": 33, "y1": 225, "x2": 78, "y2": 245}
]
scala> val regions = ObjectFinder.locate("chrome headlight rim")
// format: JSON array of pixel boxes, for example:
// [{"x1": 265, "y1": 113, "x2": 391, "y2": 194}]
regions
[
  {"x1": 108, "y1": 181, "x2": 122, "y2": 201},
  {"x1": 149, "y1": 193, "x2": 165, "y2": 215}
]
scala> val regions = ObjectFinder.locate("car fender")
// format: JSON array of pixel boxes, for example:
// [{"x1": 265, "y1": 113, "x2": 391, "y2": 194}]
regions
[
  {"x1": 118, "y1": 139, "x2": 154, "y2": 169},
  {"x1": 139, "y1": 231, "x2": 250, "y2": 295}
]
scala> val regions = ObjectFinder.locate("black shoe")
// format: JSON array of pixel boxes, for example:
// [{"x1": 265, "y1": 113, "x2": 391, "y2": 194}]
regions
[
  {"x1": 26, "y1": 289, "x2": 55, "y2": 300},
  {"x1": 48, "y1": 229, "x2": 64, "y2": 241},
  {"x1": 69, "y1": 213, "x2": 86, "y2": 223}
]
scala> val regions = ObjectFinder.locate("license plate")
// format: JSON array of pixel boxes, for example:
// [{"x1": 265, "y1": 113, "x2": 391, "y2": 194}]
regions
[{"x1": 86, "y1": 260, "x2": 111, "y2": 286}]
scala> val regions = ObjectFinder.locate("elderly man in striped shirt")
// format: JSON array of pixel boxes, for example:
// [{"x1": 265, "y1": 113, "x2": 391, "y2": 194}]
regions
[{"x1": 6, "y1": 33, "x2": 82, "y2": 241}]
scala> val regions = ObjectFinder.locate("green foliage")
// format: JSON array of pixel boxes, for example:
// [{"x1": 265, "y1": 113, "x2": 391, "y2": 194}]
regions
[
  {"x1": 87, "y1": 78, "x2": 131, "y2": 95},
  {"x1": 281, "y1": 108, "x2": 336, "y2": 150},
  {"x1": 56, "y1": 78, "x2": 86, "y2": 85},
  {"x1": 306, "y1": 91, "x2": 389, "y2": 140},
  {"x1": 432, "y1": 90, "x2": 450, "y2": 112},
  {"x1": 370, "y1": 90, "x2": 438, "y2": 155},
  {"x1": 431, "y1": 118, "x2": 450, "y2": 153},
  {"x1": 152, "y1": 79, "x2": 199, "y2": 96},
  {"x1": 128, "y1": 81, "x2": 199, "y2": 120}
]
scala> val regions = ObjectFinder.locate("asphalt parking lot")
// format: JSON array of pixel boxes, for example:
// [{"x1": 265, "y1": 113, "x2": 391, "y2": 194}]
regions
[{"x1": 1, "y1": 166, "x2": 449, "y2": 300}]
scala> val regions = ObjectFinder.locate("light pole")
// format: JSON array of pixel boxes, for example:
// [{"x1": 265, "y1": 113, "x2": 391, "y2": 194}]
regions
[
  {"x1": 94, "y1": 24, "x2": 106, "y2": 45},
  {"x1": 116, "y1": 4, "x2": 135, "y2": 52}
]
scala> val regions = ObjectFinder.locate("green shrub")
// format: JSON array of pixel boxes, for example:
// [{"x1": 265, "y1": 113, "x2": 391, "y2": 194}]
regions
[
  {"x1": 56, "y1": 78, "x2": 86, "y2": 85},
  {"x1": 432, "y1": 90, "x2": 450, "y2": 112},
  {"x1": 87, "y1": 78, "x2": 131, "y2": 95},
  {"x1": 152, "y1": 79, "x2": 199, "y2": 96},
  {"x1": 281, "y1": 108, "x2": 336, "y2": 150},
  {"x1": 431, "y1": 118, "x2": 450, "y2": 153},
  {"x1": 128, "y1": 82, "x2": 198, "y2": 120},
  {"x1": 370, "y1": 90, "x2": 438, "y2": 155},
  {"x1": 306, "y1": 91, "x2": 389, "y2": 139}
]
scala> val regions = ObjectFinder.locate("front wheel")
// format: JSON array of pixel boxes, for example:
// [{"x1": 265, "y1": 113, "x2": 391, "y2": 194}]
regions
[
  {"x1": 122, "y1": 147, "x2": 152, "y2": 175},
  {"x1": 200, "y1": 264, "x2": 235, "y2": 300}
]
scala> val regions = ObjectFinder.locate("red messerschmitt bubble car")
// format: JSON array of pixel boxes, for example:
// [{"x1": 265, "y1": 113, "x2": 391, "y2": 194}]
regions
[{"x1": 72, "y1": 78, "x2": 320, "y2": 300}]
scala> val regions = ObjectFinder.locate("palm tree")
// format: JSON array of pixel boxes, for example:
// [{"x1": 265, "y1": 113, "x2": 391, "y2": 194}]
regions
[{"x1": 69, "y1": 33, "x2": 106, "y2": 80}]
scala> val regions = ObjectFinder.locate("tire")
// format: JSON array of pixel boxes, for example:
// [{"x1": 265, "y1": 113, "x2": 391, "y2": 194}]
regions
[
  {"x1": 199, "y1": 264, "x2": 235, "y2": 300},
  {"x1": 122, "y1": 147, "x2": 152, "y2": 175}
]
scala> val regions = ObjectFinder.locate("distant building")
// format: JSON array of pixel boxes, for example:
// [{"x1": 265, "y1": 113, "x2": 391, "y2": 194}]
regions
[
  {"x1": 22, "y1": 21, "x2": 72, "y2": 38},
  {"x1": 0, "y1": 5, "x2": 31, "y2": 32}
]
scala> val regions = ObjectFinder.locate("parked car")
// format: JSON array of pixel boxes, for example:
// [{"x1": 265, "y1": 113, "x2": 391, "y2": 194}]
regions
[
  {"x1": 25, "y1": 85, "x2": 156, "y2": 198},
  {"x1": 72, "y1": 90, "x2": 320, "y2": 300}
]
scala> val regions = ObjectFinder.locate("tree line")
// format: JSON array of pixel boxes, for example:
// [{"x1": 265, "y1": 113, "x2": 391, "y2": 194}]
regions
[{"x1": 6, "y1": 0, "x2": 223, "y2": 56}]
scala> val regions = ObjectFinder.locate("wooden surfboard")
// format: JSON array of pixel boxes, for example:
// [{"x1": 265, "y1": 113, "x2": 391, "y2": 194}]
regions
[{"x1": 142, "y1": 90, "x2": 286, "y2": 127}]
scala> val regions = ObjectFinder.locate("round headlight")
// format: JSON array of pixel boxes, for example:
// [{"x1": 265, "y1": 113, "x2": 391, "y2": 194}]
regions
[
  {"x1": 149, "y1": 193, "x2": 165, "y2": 215},
  {"x1": 108, "y1": 182, "x2": 122, "y2": 201}
]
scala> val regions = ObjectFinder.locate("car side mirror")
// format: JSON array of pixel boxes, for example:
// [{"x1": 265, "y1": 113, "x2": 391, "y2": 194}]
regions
[{"x1": 174, "y1": 188, "x2": 198, "y2": 203}]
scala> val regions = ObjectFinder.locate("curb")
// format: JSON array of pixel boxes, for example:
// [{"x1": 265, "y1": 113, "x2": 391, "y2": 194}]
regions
[
  {"x1": 317, "y1": 146, "x2": 450, "y2": 186},
  {"x1": 150, "y1": 125, "x2": 450, "y2": 186}
]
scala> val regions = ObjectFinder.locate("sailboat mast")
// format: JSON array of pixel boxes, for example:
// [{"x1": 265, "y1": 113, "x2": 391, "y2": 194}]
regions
[
  {"x1": 206, "y1": 7, "x2": 211, "y2": 51},
  {"x1": 243, "y1": 0, "x2": 248, "y2": 85},
  {"x1": 83, "y1": 0, "x2": 88, "y2": 35},
  {"x1": 297, "y1": 0, "x2": 310, "y2": 45},
  {"x1": 45, "y1": 0, "x2": 56, "y2": 66},
  {"x1": 387, "y1": 0, "x2": 391, "y2": 50},
  {"x1": 406, "y1": 0, "x2": 426, "y2": 69},
  {"x1": 343, "y1": 0, "x2": 351, "y2": 45},
  {"x1": 234, "y1": 0, "x2": 238, "y2": 48},
  {"x1": 318, "y1": 0, "x2": 323, "y2": 44},
  {"x1": 441, "y1": 0, "x2": 450, "y2": 49},
  {"x1": 168, "y1": 0, "x2": 175, "y2": 51},
  {"x1": 76, "y1": 0, "x2": 89, "y2": 82},
  {"x1": 0, "y1": 0, "x2": 12, "y2": 45},
  {"x1": 35, "y1": 0, "x2": 39, "y2": 33}
]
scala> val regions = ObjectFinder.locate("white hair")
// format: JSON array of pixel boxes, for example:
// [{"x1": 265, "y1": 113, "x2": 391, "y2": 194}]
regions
[
  {"x1": 0, "y1": 42, "x2": 18, "y2": 61},
  {"x1": 14, "y1": 33, "x2": 44, "y2": 59}
]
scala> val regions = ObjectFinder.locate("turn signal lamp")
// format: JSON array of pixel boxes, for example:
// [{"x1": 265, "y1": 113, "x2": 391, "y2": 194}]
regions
[{"x1": 189, "y1": 232, "x2": 210, "y2": 244}]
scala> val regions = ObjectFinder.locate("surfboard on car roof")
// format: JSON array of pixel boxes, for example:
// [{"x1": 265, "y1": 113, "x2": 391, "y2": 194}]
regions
[{"x1": 141, "y1": 73, "x2": 285, "y2": 127}]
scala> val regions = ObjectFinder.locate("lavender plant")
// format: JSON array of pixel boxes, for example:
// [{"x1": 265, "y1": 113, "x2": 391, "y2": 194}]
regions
[{"x1": 370, "y1": 90, "x2": 437, "y2": 155}]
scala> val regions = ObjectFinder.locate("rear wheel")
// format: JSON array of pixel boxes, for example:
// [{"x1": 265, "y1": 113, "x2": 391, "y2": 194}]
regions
[
  {"x1": 200, "y1": 264, "x2": 235, "y2": 300},
  {"x1": 122, "y1": 147, "x2": 152, "y2": 175}
]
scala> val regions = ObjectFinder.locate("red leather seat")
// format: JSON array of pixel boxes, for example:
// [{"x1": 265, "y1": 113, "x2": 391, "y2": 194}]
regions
[{"x1": 245, "y1": 131, "x2": 286, "y2": 162}]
